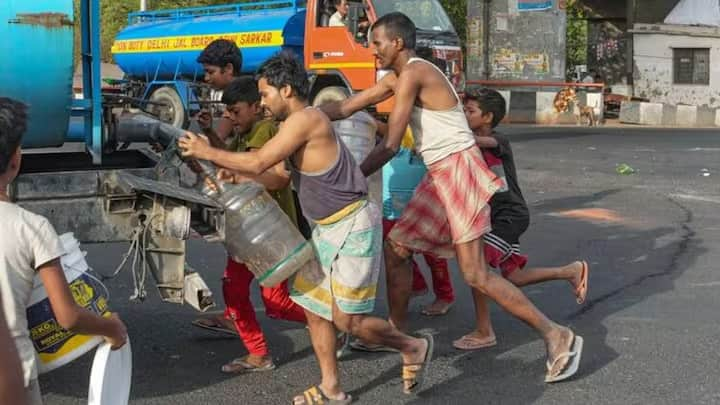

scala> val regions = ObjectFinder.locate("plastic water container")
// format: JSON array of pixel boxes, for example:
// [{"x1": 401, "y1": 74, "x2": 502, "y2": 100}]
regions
[
  {"x1": 214, "y1": 181, "x2": 315, "y2": 287},
  {"x1": 333, "y1": 111, "x2": 377, "y2": 165},
  {"x1": 382, "y1": 148, "x2": 428, "y2": 220},
  {"x1": 26, "y1": 233, "x2": 110, "y2": 374}
]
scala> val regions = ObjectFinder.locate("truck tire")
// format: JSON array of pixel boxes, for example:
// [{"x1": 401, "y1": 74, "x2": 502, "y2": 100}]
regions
[
  {"x1": 149, "y1": 86, "x2": 187, "y2": 128},
  {"x1": 312, "y1": 86, "x2": 350, "y2": 107}
]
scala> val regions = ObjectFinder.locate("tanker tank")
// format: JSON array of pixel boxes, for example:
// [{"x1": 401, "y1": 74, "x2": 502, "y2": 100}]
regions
[
  {"x1": 111, "y1": 1, "x2": 306, "y2": 80},
  {"x1": 0, "y1": 1, "x2": 75, "y2": 149}
]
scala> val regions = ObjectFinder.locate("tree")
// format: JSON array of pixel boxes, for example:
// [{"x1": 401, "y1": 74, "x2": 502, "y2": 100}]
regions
[
  {"x1": 565, "y1": 0, "x2": 588, "y2": 80},
  {"x1": 440, "y1": 0, "x2": 466, "y2": 45}
]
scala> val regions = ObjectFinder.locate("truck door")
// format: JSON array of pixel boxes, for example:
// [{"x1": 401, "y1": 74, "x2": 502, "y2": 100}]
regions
[{"x1": 305, "y1": 0, "x2": 376, "y2": 92}]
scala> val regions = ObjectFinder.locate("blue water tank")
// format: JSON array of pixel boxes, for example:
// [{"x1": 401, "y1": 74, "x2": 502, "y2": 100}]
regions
[
  {"x1": 0, "y1": 1, "x2": 74, "y2": 148},
  {"x1": 112, "y1": 2, "x2": 306, "y2": 80}
]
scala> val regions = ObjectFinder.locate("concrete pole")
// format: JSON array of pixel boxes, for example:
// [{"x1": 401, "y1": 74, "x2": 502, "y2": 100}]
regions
[
  {"x1": 140, "y1": 0, "x2": 147, "y2": 11},
  {"x1": 626, "y1": 0, "x2": 635, "y2": 87}
]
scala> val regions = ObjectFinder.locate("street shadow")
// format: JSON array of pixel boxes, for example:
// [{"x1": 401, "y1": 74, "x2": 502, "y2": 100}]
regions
[{"x1": 349, "y1": 188, "x2": 704, "y2": 403}]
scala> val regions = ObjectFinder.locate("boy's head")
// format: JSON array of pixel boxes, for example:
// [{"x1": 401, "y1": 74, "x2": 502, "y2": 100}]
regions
[
  {"x1": 197, "y1": 39, "x2": 243, "y2": 90},
  {"x1": 256, "y1": 51, "x2": 309, "y2": 122},
  {"x1": 221, "y1": 76, "x2": 262, "y2": 134},
  {"x1": 371, "y1": 12, "x2": 416, "y2": 70},
  {"x1": 463, "y1": 87, "x2": 506, "y2": 131},
  {"x1": 0, "y1": 98, "x2": 27, "y2": 183}
]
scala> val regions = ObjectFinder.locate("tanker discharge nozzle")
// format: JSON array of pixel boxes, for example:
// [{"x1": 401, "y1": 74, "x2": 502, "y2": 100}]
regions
[{"x1": 114, "y1": 112, "x2": 221, "y2": 192}]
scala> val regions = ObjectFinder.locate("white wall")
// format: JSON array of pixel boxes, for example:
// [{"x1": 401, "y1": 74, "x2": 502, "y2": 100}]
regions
[{"x1": 633, "y1": 30, "x2": 720, "y2": 107}]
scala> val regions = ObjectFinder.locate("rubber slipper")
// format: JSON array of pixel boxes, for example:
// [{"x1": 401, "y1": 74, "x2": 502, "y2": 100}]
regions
[
  {"x1": 221, "y1": 357, "x2": 276, "y2": 374},
  {"x1": 575, "y1": 261, "x2": 589, "y2": 304},
  {"x1": 192, "y1": 316, "x2": 238, "y2": 337},
  {"x1": 545, "y1": 335, "x2": 584, "y2": 383},
  {"x1": 452, "y1": 334, "x2": 497, "y2": 351},
  {"x1": 421, "y1": 301, "x2": 454, "y2": 316}
]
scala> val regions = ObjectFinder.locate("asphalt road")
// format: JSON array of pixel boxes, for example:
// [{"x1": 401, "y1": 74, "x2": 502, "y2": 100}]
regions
[{"x1": 39, "y1": 126, "x2": 720, "y2": 404}]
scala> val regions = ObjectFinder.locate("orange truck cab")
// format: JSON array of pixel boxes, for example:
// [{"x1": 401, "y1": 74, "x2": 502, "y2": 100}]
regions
[{"x1": 305, "y1": 0, "x2": 464, "y2": 113}]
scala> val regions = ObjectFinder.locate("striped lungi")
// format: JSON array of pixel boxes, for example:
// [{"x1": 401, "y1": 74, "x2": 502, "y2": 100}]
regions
[
  {"x1": 290, "y1": 201, "x2": 383, "y2": 321},
  {"x1": 388, "y1": 146, "x2": 504, "y2": 259}
]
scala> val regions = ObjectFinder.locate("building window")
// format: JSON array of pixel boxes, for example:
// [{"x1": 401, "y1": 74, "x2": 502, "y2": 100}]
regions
[{"x1": 673, "y1": 48, "x2": 710, "y2": 85}]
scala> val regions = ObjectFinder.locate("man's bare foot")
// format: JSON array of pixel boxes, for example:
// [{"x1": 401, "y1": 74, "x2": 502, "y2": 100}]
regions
[
  {"x1": 421, "y1": 299, "x2": 454, "y2": 316},
  {"x1": 545, "y1": 326, "x2": 575, "y2": 376}
]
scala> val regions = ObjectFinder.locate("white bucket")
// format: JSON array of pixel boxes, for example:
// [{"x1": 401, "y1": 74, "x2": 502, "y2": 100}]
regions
[{"x1": 26, "y1": 233, "x2": 110, "y2": 374}]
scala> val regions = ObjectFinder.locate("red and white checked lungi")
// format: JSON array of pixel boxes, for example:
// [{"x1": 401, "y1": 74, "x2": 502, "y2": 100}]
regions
[{"x1": 387, "y1": 146, "x2": 504, "y2": 258}]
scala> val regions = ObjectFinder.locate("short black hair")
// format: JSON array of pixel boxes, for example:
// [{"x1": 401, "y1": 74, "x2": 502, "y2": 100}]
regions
[
  {"x1": 197, "y1": 39, "x2": 243, "y2": 76},
  {"x1": 256, "y1": 51, "x2": 309, "y2": 100},
  {"x1": 464, "y1": 87, "x2": 507, "y2": 128},
  {"x1": 0, "y1": 98, "x2": 27, "y2": 174},
  {"x1": 221, "y1": 76, "x2": 260, "y2": 105},
  {"x1": 332, "y1": 0, "x2": 343, "y2": 5},
  {"x1": 372, "y1": 12, "x2": 416, "y2": 50}
]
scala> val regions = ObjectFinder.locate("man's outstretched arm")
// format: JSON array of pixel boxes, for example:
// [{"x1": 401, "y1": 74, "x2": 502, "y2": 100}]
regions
[
  {"x1": 319, "y1": 73, "x2": 396, "y2": 120},
  {"x1": 360, "y1": 72, "x2": 420, "y2": 176},
  {"x1": 179, "y1": 112, "x2": 310, "y2": 176}
]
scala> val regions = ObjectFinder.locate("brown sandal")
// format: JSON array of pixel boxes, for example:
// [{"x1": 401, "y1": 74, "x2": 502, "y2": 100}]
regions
[
  {"x1": 402, "y1": 332, "x2": 435, "y2": 394},
  {"x1": 292, "y1": 386, "x2": 352, "y2": 404}
]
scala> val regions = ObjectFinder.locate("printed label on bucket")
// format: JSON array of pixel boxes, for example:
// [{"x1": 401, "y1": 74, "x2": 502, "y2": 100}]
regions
[{"x1": 27, "y1": 273, "x2": 109, "y2": 365}]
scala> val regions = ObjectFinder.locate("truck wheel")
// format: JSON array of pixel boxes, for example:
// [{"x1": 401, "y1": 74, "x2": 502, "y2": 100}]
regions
[
  {"x1": 149, "y1": 86, "x2": 187, "y2": 128},
  {"x1": 312, "y1": 86, "x2": 350, "y2": 107}
]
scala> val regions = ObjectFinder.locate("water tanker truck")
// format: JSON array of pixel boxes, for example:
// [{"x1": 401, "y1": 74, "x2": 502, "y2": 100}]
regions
[
  {"x1": 0, "y1": 0, "x2": 462, "y2": 309},
  {"x1": 111, "y1": 0, "x2": 464, "y2": 127}
]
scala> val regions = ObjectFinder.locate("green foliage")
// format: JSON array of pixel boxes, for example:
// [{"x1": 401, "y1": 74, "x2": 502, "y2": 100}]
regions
[
  {"x1": 565, "y1": 0, "x2": 588, "y2": 79},
  {"x1": 439, "y1": 0, "x2": 466, "y2": 44}
]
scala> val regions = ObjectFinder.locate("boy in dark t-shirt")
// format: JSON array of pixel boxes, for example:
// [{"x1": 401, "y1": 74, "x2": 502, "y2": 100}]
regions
[{"x1": 453, "y1": 88, "x2": 590, "y2": 351}]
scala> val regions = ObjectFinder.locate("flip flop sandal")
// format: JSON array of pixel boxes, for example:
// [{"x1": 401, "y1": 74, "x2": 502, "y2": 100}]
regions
[
  {"x1": 293, "y1": 385, "x2": 353, "y2": 405},
  {"x1": 421, "y1": 301, "x2": 454, "y2": 316},
  {"x1": 349, "y1": 340, "x2": 399, "y2": 353},
  {"x1": 402, "y1": 332, "x2": 435, "y2": 395},
  {"x1": 221, "y1": 357, "x2": 276, "y2": 374},
  {"x1": 452, "y1": 334, "x2": 497, "y2": 351},
  {"x1": 575, "y1": 261, "x2": 589, "y2": 304},
  {"x1": 545, "y1": 335, "x2": 584, "y2": 383},
  {"x1": 192, "y1": 316, "x2": 239, "y2": 337}
]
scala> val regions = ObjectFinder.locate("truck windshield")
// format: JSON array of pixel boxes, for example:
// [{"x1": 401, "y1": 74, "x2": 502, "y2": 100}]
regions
[{"x1": 373, "y1": 0, "x2": 455, "y2": 33}]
